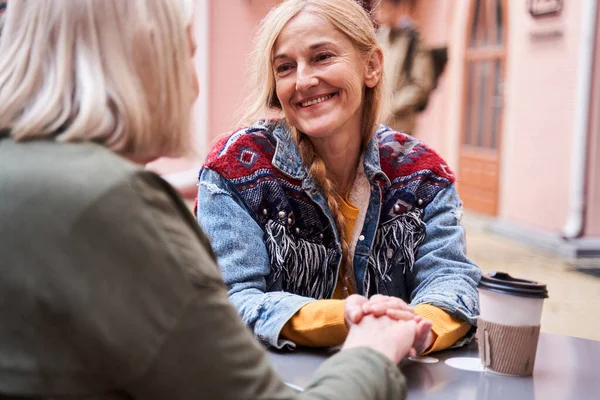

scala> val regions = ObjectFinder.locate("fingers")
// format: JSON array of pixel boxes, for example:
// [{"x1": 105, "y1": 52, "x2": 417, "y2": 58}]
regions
[
  {"x1": 343, "y1": 315, "x2": 416, "y2": 364},
  {"x1": 408, "y1": 347, "x2": 417, "y2": 358},
  {"x1": 394, "y1": 319, "x2": 418, "y2": 360},
  {"x1": 362, "y1": 296, "x2": 413, "y2": 316},
  {"x1": 415, "y1": 319, "x2": 433, "y2": 342},
  {"x1": 368, "y1": 294, "x2": 387, "y2": 302},
  {"x1": 364, "y1": 294, "x2": 411, "y2": 309},
  {"x1": 346, "y1": 294, "x2": 368, "y2": 308},
  {"x1": 385, "y1": 309, "x2": 417, "y2": 321},
  {"x1": 346, "y1": 306, "x2": 364, "y2": 325},
  {"x1": 344, "y1": 295, "x2": 368, "y2": 326},
  {"x1": 413, "y1": 320, "x2": 434, "y2": 355},
  {"x1": 344, "y1": 308, "x2": 431, "y2": 363}
]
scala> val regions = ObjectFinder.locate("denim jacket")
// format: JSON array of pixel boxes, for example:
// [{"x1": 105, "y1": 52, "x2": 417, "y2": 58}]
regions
[{"x1": 197, "y1": 120, "x2": 481, "y2": 348}]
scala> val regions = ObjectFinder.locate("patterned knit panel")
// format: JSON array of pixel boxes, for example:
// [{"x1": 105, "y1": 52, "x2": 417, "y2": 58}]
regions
[
  {"x1": 202, "y1": 124, "x2": 458, "y2": 299},
  {"x1": 379, "y1": 129, "x2": 455, "y2": 200},
  {"x1": 203, "y1": 126, "x2": 339, "y2": 299},
  {"x1": 364, "y1": 128, "x2": 457, "y2": 297}
]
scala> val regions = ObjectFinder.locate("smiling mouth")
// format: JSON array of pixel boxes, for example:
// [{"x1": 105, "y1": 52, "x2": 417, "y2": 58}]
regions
[{"x1": 299, "y1": 94, "x2": 335, "y2": 108}]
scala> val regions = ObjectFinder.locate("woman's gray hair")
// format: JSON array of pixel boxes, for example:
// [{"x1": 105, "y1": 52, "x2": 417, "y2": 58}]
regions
[{"x1": 0, "y1": 0, "x2": 195, "y2": 158}]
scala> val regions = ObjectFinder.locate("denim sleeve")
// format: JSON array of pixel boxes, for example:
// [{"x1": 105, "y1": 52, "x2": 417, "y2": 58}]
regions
[
  {"x1": 196, "y1": 168, "x2": 315, "y2": 348},
  {"x1": 407, "y1": 184, "x2": 481, "y2": 325}
]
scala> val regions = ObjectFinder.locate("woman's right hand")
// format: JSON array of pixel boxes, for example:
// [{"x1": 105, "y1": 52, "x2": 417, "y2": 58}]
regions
[
  {"x1": 361, "y1": 294, "x2": 416, "y2": 320},
  {"x1": 345, "y1": 294, "x2": 416, "y2": 327},
  {"x1": 342, "y1": 314, "x2": 420, "y2": 365}
]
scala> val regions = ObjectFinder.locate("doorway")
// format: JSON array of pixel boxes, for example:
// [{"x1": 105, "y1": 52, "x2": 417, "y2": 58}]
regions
[{"x1": 458, "y1": 0, "x2": 507, "y2": 215}]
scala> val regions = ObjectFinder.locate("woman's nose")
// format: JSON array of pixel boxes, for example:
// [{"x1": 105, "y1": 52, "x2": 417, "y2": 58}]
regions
[{"x1": 295, "y1": 65, "x2": 318, "y2": 92}]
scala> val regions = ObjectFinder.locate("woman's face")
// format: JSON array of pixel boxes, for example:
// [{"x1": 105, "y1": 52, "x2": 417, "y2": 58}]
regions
[{"x1": 272, "y1": 11, "x2": 377, "y2": 142}]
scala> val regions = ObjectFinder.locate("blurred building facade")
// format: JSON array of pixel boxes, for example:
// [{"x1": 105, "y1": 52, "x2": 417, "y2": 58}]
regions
[
  {"x1": 155, "y1": 0, "x2": 600, "y2": 258},
  {"x1": 411, "y1": 0, "x2": 600, "y2": 258}
]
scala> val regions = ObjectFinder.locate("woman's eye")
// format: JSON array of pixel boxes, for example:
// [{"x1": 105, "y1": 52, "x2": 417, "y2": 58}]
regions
[
  {"x1": 315, "y1": 53, "x2": 333, "y2": 62},
  {"x1": 276, "y1": 64, "x2": 293, "y2": 74}
]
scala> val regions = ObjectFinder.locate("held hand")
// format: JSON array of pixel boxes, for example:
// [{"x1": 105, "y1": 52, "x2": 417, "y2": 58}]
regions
[
  {"x1": 361, "y1": 295, "x2": 435, "y2": 355},
  {"x1": 343, "y1": 315, "x2": 417, "y2": 365},
  {"x1": 362, "y1": 294, "x2": 416, "y2": 321},
  {"x1": 345, "y1": 294, "x2": 415, "y2": 327},
  {"x1": 344, "y1": 295, "x2": 434, "y2": 356}
]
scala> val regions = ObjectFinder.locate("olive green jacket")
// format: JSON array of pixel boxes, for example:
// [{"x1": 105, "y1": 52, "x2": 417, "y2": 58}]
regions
[{"x1": 0, "y1": 137, "x2": 406, "y2": 400}]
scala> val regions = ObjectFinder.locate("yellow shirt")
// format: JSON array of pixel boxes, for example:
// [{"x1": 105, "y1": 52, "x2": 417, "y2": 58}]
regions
[{"x1": 281, "y1": 196, "x2": 470, "y2": 352}]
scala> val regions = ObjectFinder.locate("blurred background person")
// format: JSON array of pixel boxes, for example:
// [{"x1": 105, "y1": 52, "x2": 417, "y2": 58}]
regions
[
  {"x1": 0, "y1": 0, "x2": 426, "y2": 399},
  {"x1": 375, "y1": 0, "x2": 434, "y2": 134}
]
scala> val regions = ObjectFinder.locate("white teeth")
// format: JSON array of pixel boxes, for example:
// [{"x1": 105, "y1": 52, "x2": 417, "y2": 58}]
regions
[{"x1": 301, "y1": 94, "x2": 333, "y2": 107}]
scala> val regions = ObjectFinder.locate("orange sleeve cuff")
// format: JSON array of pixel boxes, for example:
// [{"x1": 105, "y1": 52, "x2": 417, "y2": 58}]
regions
[
  {"x1": 414, "y1": 303, "x2": 470, "y2": 354},
  {"x1": 280, "y1": 300, "x2": 348, "y2": 347}
]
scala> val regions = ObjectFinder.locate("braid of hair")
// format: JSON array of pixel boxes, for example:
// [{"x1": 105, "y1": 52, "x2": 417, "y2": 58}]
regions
[{"x1": 291, "y1": 125, "x2": 356, "y2": 297}]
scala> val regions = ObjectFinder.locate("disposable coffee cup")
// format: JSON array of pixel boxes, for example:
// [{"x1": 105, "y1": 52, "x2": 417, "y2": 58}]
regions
[{"x1": 477, "y1": 272, "x2": 548, "y2": 376}]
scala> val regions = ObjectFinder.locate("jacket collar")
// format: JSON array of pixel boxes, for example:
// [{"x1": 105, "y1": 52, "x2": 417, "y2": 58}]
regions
[
  {"x1": 268, "y1": 121, "x2": 391, "y2": 186},
  {"x1": 363, "y1": 125, "x2": 392, "y2": 187},
  {"x1": 271, "y1": 121, "x2": 308, "y2": 180}
]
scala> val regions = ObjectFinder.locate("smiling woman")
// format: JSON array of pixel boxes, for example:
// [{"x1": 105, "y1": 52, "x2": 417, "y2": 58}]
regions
[{"x1": 196, "y1": 0, "x2": 481, "y2": 355}]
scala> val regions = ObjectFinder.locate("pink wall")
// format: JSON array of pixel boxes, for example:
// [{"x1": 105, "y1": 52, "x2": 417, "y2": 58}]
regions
[
  {"x1": 149, "y1": 0, "x2": 278, "y2": 190},
  {"x1": 412, "y1": 0, "x2": 455, "y2": 163},
  {"x1": 499, "y1": 1, "x2": 581, "y2": 232},
  {"x1": 208, "y1": 0, "x2": 279, "y2": 143},
  {"x1": 585, "y1": 4, "x2": 600, "y2": 237}
]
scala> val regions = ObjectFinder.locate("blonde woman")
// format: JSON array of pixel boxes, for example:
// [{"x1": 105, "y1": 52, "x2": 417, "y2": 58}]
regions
[
  {"x1": 197, "y1": 0, "x2": 481, "y2": 354},
  {"x1": 0, "y1": 1, "x2": 424, "y2": 399}
]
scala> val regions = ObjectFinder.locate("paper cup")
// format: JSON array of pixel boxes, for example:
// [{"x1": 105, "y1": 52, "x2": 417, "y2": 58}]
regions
[{"x1": 477, "y1": 272, "x2": 548, "y2": 376}]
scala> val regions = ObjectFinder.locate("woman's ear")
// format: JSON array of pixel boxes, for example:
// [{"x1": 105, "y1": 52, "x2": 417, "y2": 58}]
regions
[{"x1": 365, "y1": 48, "x2": 383, "y2": 88}]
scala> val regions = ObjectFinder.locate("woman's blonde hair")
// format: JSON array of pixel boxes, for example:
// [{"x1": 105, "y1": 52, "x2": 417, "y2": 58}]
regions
[
  {"x1": 0, "y1": 0, "x2": 195, "y2": 159},
  {"x1": 242, "y1": 0, "x2": 386, "y2": 295}
]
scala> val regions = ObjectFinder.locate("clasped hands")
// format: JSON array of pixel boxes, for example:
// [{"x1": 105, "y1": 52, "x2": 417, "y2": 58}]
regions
[{"x1": 342, "y1": 294, "x2": 434, "y2": 363}]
